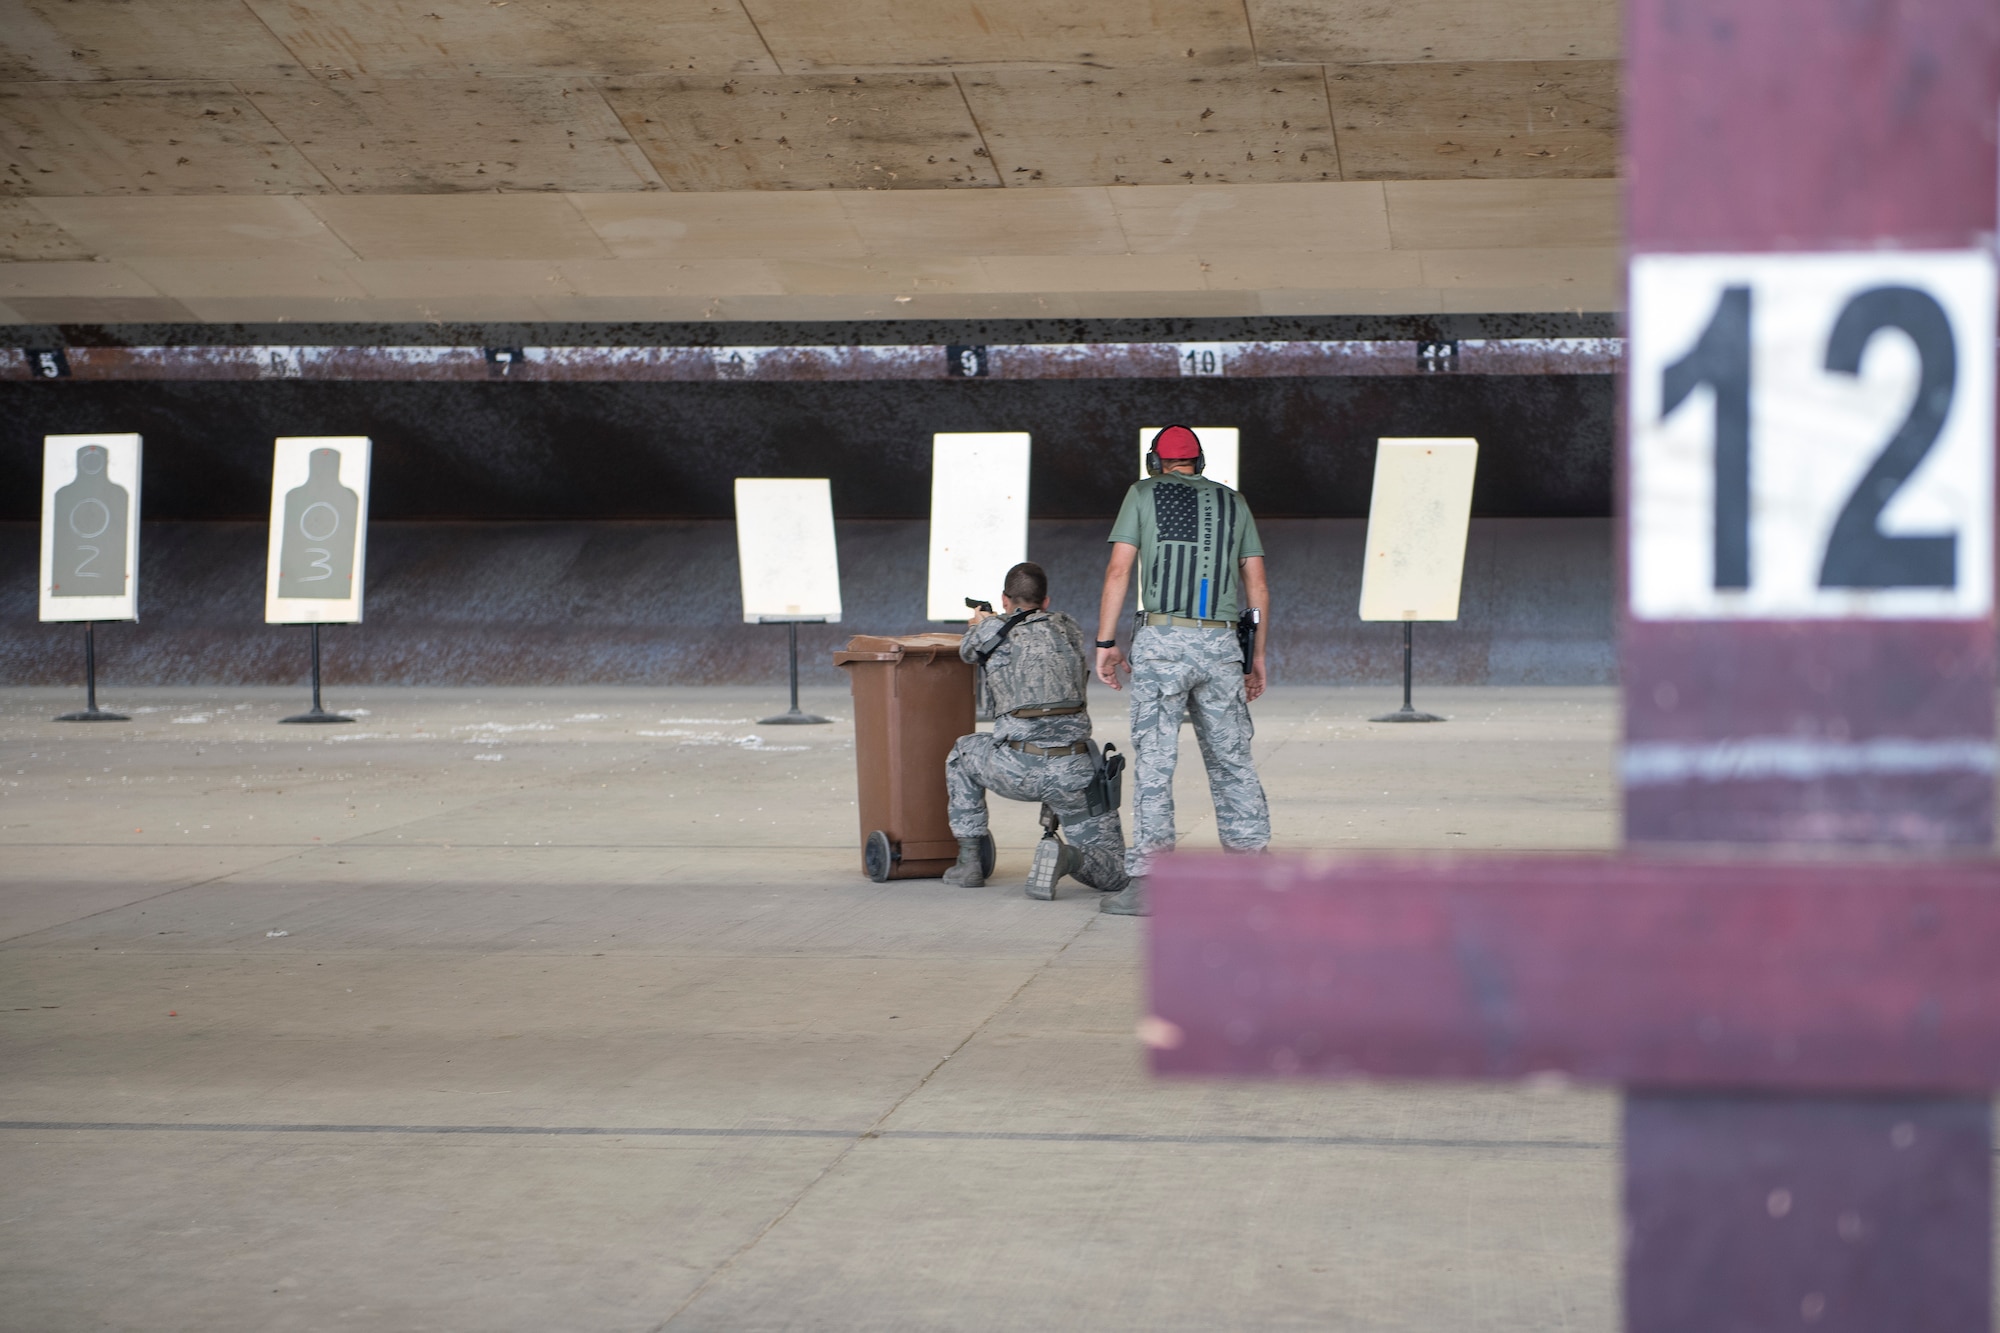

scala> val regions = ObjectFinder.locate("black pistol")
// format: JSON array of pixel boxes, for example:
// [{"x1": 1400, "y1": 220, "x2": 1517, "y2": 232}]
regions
[
  {"x1": 1236, "y1": 607, "x2": 1262, "y2": 674},
  {"x1": 965, "y1": 597, "x2": 994, "y2": 615}
]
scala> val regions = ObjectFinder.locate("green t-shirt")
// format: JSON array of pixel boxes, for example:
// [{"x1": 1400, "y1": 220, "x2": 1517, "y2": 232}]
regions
[{"x1": 1107, "y1": 473, "x2": 1264, "y2": 622}]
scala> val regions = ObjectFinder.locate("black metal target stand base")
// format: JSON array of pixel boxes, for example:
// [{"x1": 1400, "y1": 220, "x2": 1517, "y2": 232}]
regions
[
  {"x1": 54, "y1": 621, "x2": 128, "y2": 722},
  {"x1": 280, "y1": 624, "x2": 354, "y2": 725},
  {"x1": 1371, "y1": 621, "x2": 1445, "y2": 724},
  {"x1": 760, "y1": 620, "x2": 831, "y2": 726}
]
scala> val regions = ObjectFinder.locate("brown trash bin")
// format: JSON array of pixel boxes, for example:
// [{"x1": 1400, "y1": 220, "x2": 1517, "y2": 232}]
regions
[{"x1": 833, "y1": 632, "x2": 992, "y2": 882}]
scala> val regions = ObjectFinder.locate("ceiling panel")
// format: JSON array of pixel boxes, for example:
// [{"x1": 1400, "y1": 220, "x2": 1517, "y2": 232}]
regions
[
  {"x1": 0, "y1": 0, "x2": 307, "y2": 81},
  {"x1": 1436, "y1": 283, "x2": 1610, "y2": 314},
  {"x1": 342, "y1": 259, "x2": 576, "y2": 299},
  {"x1": 241, "y1": 0, "x2": 779, "y2": 78},
  {"x1": 765, "y1": 255, "x2": 987, "y2": 296},
  {"x1": 1327, "y1": 61, "x2": 1617, "y2": 180},
  {"x1": 0, "y1": 82, "x2": 333, "y2": 195},
  {"x1": 0, "y1": 179, "x2": 1632, "y2": 322},
  {"x1": 977, "y1": 252, "x2": 1204, "y2": 292},
  {"x1": 240, "y1": 78, "x2": 664, "y2": 193},
  {"x1": 1109, "y1": 181, "x2": 1389, "y2": 252},
  {"x1": 0, "y1": 258, "x2": 163, "y2": 297},
  {"x1": 1200, "y1": 247, "x2": 1424, "y2": 291},
  {"x1": 1418, "y1": 244, "x2": 1621, "y2": 303},
  {"x1": 743, "y1": 0, "x2": 1253, "y2": 72},
  {"x1": 838, "y1": 187, "x2": 1125, "y2": 256},
  {"x1": 567, "y1": 191, "x2": 863, "y2": 259},
  {"x1": 959, "y1": 67, "x2": 1338, "y2": 188},
  {"x1": 604, "y1": 74, "x2": 999, "y2": 190},
  {"x1": 555, "y1": 258, "x2": 786, "y2": 297},
  {"x1": 1258, "y1": 284, "x2": 1441, "y2": 315},
  {"x1": 33, "y1": 195, "x2": 356, "y2": 259},
  {"x1": 0, "y1": 198, "x2": 90, "y2": 259},
  {"x1": 123, "y1": 256, "x2": 373, "y2": 298},
  {"x1": 2, "y1": 293, "x2": 201, "y2": 321},
  {"x1": 1384, "y1": 178, "x2": 1618, "y2": 250},
  {"x1": 305, "y1": 194, "x2": 610, "y2": 259},
  {"x1": 1247, "y1": 0, "x2": 1618, "y2": 65}
]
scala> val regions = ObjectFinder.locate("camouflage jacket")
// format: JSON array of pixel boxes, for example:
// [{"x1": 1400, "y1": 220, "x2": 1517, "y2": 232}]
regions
[{"x1": 962, "y1": 610, "x2": 1091, "y2": 744}]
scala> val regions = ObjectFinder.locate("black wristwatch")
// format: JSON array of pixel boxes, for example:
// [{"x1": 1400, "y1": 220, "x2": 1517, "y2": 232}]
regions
[{"x1": 1094, "y1": 639, "x2": 1117, "y2": 649}]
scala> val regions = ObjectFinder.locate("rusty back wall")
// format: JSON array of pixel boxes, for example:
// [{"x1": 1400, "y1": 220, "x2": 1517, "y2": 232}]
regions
[
  {"x1": 0, "y1": 372, "x2": 1612, "y2": 522},
  {"x1": 1, "y1": 332, "x2": 1616, "y2": 687}
]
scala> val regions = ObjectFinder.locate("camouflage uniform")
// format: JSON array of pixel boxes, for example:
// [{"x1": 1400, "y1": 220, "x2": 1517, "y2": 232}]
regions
[
  {"x1": 1109, "y1": 473, "x2": 1271, "y2": 877},
  {"x1": 946, "y1": 610, "x2": 1128, "y2": 892}
]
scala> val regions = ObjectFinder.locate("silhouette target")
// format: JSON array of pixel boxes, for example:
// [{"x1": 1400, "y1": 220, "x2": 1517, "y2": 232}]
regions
[
  {"x1": 50, "y1": 445, "x2": 129, "y2": 599},
  {"x1": 277, "y1": 447, "x2": 360, "y2": 599}
]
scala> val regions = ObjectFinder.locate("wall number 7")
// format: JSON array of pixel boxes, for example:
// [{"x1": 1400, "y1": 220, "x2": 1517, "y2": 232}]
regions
[{"x1": 1663, "y1": 283, "x2": 1960, "y2": 591}]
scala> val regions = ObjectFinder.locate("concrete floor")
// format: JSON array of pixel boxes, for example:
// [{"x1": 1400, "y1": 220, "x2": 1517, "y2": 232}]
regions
[{"x1": 2, "y1": 683, "x2": 1621, "y2": 1332}]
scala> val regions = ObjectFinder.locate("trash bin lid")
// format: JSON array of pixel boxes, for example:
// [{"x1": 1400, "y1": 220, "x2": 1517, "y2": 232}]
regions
[{"x1": 833, "y1": 631, "x2": 965, "y2": 665}]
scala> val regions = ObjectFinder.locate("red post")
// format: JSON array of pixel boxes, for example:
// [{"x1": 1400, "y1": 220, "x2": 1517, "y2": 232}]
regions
[
  {"x1": 1622, "y1": 1, "x2": 1998, "y2": 845},
  {"x1": 1149, "y1": 857, "x2": 2000, "y2": 1329},
  {"x1": 1615, "y1": 6, "x2": 1998, "y2": 1323},
  {"x1": 1151, "y1": 2, "x2": 1999, "y2": 1326}
]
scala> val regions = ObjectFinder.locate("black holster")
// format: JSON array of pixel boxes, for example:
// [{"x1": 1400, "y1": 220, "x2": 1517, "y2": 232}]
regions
[{"x1": 1084, "y1": 741, "x2": 1126, "y2": 817}]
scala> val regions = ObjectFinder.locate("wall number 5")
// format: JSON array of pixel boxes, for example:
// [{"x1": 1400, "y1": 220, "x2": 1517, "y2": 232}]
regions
[{"x1": 1630, "y1": 251, "x2": 1993, "y2": 622}]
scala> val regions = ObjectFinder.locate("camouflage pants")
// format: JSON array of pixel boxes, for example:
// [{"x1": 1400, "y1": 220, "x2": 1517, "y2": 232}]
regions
[
  {"x1": 1125, "y1": 624, "x2": 1271, "y2": 876},
  {"x1": 945, "y1": 734, "x2": 1130, "y2": 891}
]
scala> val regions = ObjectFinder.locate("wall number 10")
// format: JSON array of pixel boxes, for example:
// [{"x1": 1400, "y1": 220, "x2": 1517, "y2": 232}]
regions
[
  {"x1": 1177, "y1": 343, "x2": 1226, "y2": 377},
  {"x1": 1628, "y1": 251, "x2": 1994, "y2": 621}
]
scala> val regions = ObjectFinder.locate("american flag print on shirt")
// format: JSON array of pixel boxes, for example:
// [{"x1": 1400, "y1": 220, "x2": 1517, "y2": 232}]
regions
[{"x1": 1147, "y1": 480, "x2": 1244, "y2": 620}]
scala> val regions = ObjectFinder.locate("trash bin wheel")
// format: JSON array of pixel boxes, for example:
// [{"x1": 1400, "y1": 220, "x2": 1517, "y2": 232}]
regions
[
  {"x1": 978, "y1": 832, "x2": 996, "y2": 879},
  {"x1": 864, "y1": 830, "x2": 895, "y2": 883}
]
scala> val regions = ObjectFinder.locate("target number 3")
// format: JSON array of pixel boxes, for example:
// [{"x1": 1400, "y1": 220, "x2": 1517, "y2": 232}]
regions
[{"x1": 1628, "y1": 251, "x2": 1995, "y2": 621}]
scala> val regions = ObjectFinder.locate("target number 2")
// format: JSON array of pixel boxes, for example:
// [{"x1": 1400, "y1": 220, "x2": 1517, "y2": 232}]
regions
[{"x1": 1628, "y1": 251, "x2": 1995, "y2": 621}]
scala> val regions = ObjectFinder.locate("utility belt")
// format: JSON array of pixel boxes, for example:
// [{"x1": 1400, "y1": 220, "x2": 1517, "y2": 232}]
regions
[
  {"x1": 1140, "y1": 611, "x2": 1234, "y2": 631},
  {"x1": 1139, "y1": 608, "x2": 1263, "y2": 675},
  {"x1": 999, "y1": 738, "x2": 1126, "y2": 816}
]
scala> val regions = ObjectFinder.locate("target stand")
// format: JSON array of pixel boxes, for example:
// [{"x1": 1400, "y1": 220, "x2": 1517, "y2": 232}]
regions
[
  {"x1": 759, "y1": 619, "x2": 831, "y2": 726},
  {"x1": 1369, "y1": 621, "x2": 1444, "y2": 724},
  {"x1": 54, "y1": 621, "x2": 127, "y2": 723},
  {"x1": 280, "y1": 624, "x2": 353, "y2": 725}
]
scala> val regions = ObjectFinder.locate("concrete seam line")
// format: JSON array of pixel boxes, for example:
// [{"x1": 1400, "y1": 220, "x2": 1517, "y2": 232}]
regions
[
  {"x1": 0, "y1": 1122, "x2": 1614, "y2": 1151},
  {"x1": 0, "y1": 845, "x2": 313, "y2": 946},
  {"x1": 646, "y1": 912, "x2": 1098, "y2": 1331}
]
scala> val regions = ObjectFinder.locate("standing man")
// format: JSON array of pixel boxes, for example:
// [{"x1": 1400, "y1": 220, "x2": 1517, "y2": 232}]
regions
[
  {"x1": 1094, "y1": 425, "x2": 1271, "y2": 915},
  {"x1": 943, "y1": 562, "x2": 1130, "y2": 900}
]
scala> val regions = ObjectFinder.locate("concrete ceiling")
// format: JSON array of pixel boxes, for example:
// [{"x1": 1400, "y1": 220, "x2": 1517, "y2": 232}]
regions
[{"x1": 0, "y1": 1, "x2": 1622, "y2": 324}]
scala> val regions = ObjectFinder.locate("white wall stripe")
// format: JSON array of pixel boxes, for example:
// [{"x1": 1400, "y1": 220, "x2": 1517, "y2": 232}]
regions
[{"x1": 1623, "y1": 738, "x2": 1998, "y2": 786}]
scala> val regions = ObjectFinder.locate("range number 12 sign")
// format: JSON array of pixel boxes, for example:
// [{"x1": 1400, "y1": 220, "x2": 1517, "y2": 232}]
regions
[{"x1": 1629, "y1": 250, "x2": 1994, "y2": 620}]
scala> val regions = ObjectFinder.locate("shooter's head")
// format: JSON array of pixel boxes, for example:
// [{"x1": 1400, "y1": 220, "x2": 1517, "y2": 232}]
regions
[{"x1": 1001, "y1": 561, "x2": 1049, "y2": 612}]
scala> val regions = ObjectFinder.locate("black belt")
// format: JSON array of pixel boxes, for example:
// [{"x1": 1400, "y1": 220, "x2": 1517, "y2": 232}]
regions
[
  {"x1": 1010, "y1": 705, "x2": 1085, "y2": 717},
  {"x1": 1003, "y1": 739, "x2": 1090, "y2": 758}
]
